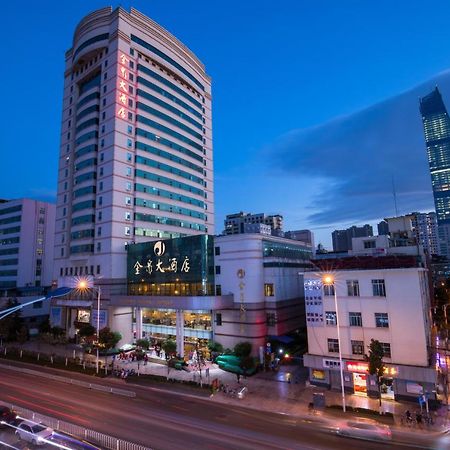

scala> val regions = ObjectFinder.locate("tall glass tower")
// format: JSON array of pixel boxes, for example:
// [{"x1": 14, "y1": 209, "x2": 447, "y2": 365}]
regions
[
  {"x1": 54, "y1": 7, "x2": 214, "y2": 288},
  {"x1": 420, "y1": 87, "x2": 450, "y2": 257}
]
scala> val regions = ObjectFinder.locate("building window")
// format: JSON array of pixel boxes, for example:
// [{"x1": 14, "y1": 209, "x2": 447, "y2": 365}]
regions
[
  {"x1": 264, "y1": 283, "x2": 274, "y2": 296},
  {"x1": 327, "y1": 338, "x2": 339, "y2": 353},
  {"x1": 349, "y1": 312, "x2": 362, "y2": 327},
  {"x1": 127, "y1": 139, "x2": 132, "y2": 148},
  {"x1": 126, "y1": 167, "x2": 132, "y2": 177},
  {"x1": 215, "y1": 246, "x2": 220, "y2": 256},
  {"x1": 125, "y1": 227, "x2": 131, "y2": 236},
  {"x1": 323, "y1": 284, "x2": 335, "y2": 296},
  {"x1": 127, "y1": 125, "x2": 133, "y2": 135},
  {"x1": 97, "y1": 242, "x2": 101, "y2": 252},
  {"x1": 125, "y1": 196, "x2": 131, "y2": 206},
  {"x1": 127, "y1": 152, "x2": 132, "y2": 162},
  {"x1": 96, "y1": 265, "x2": 101, "y2": 274},
  {"x1": 266, "y1": 313, "x2": 276, "y2": 326},
  {"x1": 215, "y1": 265, "x2": 221, "y2": 275},
  {"x1": 125, "y1": 212, "x2": 131, "y2": 221},
  {"x1": 364, "y1": 240, "x2": 376, "y2": 249},
  {"x1": 375, "y1": 313, "x2": 389, "y2": 328},
  {"x1": 380, "y1": 342, "x2": 391, "y2": 358},
  {"x1": 98, "y1": 211, "x2": 102, "y2": 221},
  {"x1": 126, "y1": 182, "x2": 132, "y2": 191},
  {"x1": 325, "y1": 311, "x2": 337, "y2": 326},
  {"x1": 346, "y1": 280, "x2": 360, "y2": 296},
  {"x1": 97, "y1": 227, "x2": 102, "y2": 236},
  {"x1": 216, "y1": 312, "x2": 222, "y2": 326},
  {"x1": 351, "y1": 340, "x2": 364, "y2": 355},
  {"x1": 215, "y1": 285, "x2": 222, "y2": 296},
  {"x1": 372, "y1": 279, "x2": 386, "y2": 297}
]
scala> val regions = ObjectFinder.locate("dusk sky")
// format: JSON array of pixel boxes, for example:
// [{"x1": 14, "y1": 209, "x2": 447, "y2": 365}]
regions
[{"x1": 3, "y1": 1, "x2": 450, "y2": 246}]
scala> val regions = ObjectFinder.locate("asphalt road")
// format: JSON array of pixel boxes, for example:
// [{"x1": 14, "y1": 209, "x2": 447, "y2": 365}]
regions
[{"x1": 0, "y1": 366, "x2": 438, "y2": 450}]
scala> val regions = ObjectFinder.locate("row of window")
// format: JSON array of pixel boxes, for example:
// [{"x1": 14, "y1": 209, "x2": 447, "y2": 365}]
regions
[
  {"x1": 134, "y1": 212, "x2": 206, "y2": 231},
  {"x1": 137, "y1": 88, "x2": 202, "y2": 130},
  {"x1": 135, "y1": 197, "x2": 205, "y2": 220},
  {"x1": 75, "y1": 171, "x2": 96, "y2": 185},
  {"x1": 71, "y1": 229, "x2": 95, "y2": 240},
  {"x1": 75, "y1": 130, "x2": 98, "y2": 146},
  {"x1": 0, "y1": 247, "x2": 18, "y2": 256},
  {"x1": 0, "y1": 259, "x2": 18, "y2": 266},
  {"x1": 73, "y1": 185, "x2": 96, "y2": 198},
  {"x1": 75, "y1": 157, "x2": 97, "y2": 172},
  {"x1": 136, "y1": 127, "x2": 204, "y2": 162},
  {"x1": 135, "y1": 155, "x2": 204, "y2": 186},
  {"x1": 78, "y1": 71, "x2": 102, "y2": 96},
  {"x1": 59, "y1": 265, "x2": 101, "y2": 277},
  {"x1": 0, "y1": 237, "x2": 20, "y2": 246},
  {"x1": 137, "y1": 64, "x2": 202, "y2": 111},
  {"x1": 0, "y1": 226, "x2": 20, "y2": 236},
  {"x1": 76, "y1": 104, "x2": 99, "y2": 122},
  {"x1": 136, "y1": 141, "x2": 204, "y2": 174},
  {"x1": 325, "y1": 311, "x2": 389, "y2": 328},
  {"x1": 0, "y1": 215, "x2": 20, "y2": 226},
  {"x1": 0, "y1": 205, "x2": 22, "y2": 216},
  {"x1": 131, "y1": 35, "x2": 204, "y2": 90},
  {"x1": 135, "y1": 182, "x2": 204, "y2": 208},
  {"x1": 324, "y1": 279, "x2": 387, "y2": 297},
  {"x1": 136, "y1": 168, "x2": 204, "y2": 197},
  {"x1": 327, "y1": 338, "x2": 391, "y2": 358},
  {"x1": 76, "y1": 91, "x2": 100, "y2": 109},
  {"x1": 136, "y1": 115, "x2": 204, "y2": 151},
  {"x1": 72, "y1": 215, "x2": 95, "y2": 226},
  {"x1": 75, "y1": 144, "x2": 98, "y2": 160}
]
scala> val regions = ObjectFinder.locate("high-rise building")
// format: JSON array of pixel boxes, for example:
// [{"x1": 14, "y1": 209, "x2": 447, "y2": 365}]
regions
[
  {"x1": 377, "y1": 220, "x2": 389, "y2": 236},
  {"x1": 224, "y1": 212, "x2": 283, "y2": 236},
  {"x1": 54, "y1": 7, "x2": 213, "y2": 288},
  {"x1": 331, "y1": 225, "x2": 373, "y2": 252},
  {"x1": 420, "y1": 87, "x2": 450, "y2": 257},
  {"x1": 0, "y1": 199, "x2": 55, "y2": 293}
]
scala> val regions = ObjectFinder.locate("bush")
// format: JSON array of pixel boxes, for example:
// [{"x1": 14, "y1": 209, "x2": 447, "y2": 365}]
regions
[
  {"x1": 136, "y1": 338, "x2": 150, "y2": 350},
  {"x1": 234, "y1": 341, "x2": 252, "y2": 358},
  {"x1": 207, "y1": 341, "x2": 224, "y2": 353}
]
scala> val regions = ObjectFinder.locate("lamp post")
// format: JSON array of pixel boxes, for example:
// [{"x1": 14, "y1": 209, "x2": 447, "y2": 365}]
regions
[
  {"x1": 323, "y1": 275, "x2": 346, "y2": 413},
  {"x1": 78, "y1": 280, "x2": 101, "y2": 375}
]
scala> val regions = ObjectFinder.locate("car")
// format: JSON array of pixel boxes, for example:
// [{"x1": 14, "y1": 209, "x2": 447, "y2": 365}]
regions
[
  {"x1": 15, "y1": 419, "x2": 54, "y2": 446},
  {"x1": 336, "y1": 418, "x2": 392, "y2": 442},
  {"x1": 0, "y1": 406, "x2": 18, "y2": 427}
]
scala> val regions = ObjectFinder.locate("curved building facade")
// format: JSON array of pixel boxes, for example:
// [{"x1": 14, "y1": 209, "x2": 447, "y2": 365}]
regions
[{"x1": 54, "y1": 7, "x2": 214, "y2": 286}]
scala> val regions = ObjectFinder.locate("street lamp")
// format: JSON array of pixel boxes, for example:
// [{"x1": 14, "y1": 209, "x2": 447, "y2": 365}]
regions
[
  {"x1": 323, "y1": 274, "x2": 346, "y2": 413},
  {"x1": 77, "y1": 280, "x2": 101, "y2": 375}
]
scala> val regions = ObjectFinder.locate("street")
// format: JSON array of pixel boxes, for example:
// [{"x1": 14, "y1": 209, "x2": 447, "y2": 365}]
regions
[{"x1": 0, "y1": 366, "x2": 436, "y2": 450}]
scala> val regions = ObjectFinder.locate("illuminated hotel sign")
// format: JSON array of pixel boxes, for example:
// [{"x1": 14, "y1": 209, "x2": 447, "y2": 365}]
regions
[
  {"x1": 133, "y1": 241, "x2": 191, "y2": 275},
  {"x1": 127, "y1": 235, "x2": 215, "y2": 286},
  {"x1": 116, "y1": 52, "x2": 134, "y2": 121}
]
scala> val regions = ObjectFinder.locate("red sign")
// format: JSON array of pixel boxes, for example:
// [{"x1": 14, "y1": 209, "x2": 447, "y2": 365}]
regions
[{"x1": 346, "y1": 361, "x2": 369, "y2": 373}]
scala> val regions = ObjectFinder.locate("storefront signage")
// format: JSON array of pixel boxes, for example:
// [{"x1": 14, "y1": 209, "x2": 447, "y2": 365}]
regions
[
  {"x1": 346, "y1": 362, "x2": 369, "y2": 372},
  {"x1": 312, "y1": 369, "x2": 326, "y2": 380},
  {"x1": 116, "y1": 52, "x2": 133, "y2": 120},
  {"x1": 91, "y1": 309, "x2": 108, "y2": 330}
]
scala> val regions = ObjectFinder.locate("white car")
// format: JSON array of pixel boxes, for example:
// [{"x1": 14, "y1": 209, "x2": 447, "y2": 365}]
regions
[
  {"x1": 15, "y1": 419, "x2": 54, "y2": 446},
  {"x1": 336, "y1": 418, "x2": 392, "y2": 442}
]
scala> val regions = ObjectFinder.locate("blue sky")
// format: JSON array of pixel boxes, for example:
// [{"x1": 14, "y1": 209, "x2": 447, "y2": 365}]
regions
[{"x1": 2, "y1": 1, "x2": 450, "y2": 247}]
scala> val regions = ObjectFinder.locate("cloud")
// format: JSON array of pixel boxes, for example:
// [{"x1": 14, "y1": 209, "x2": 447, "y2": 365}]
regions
[{"x1": 265, "y1": 70, "x2": 450, "y2": 226}]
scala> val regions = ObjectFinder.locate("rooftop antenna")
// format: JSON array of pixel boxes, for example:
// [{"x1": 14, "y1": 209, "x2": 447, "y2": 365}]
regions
[{"x1": 392, "y1": 176, "x2": 399, "y2": 217}]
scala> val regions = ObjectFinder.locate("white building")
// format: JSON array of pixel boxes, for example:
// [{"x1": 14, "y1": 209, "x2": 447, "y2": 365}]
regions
[
  {"x1": 54, "y1": 6, "x2": 213, "y2": 291},
  {"x1": 213, "y1": 233, "x2": 311, "y2": 352},
  {"x1": 224, "y1": 212, "x2": 283, "y2": 236},
  {"x1": 0, "y1": 198, "x2": 55, "y2": 293},
  {"x1": 303, "y1": 256, "x2": 436, "y2": 401}
]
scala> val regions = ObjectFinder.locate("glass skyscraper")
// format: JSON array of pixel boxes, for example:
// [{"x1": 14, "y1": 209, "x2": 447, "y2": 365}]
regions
[{"x1": 420, "y1": 87, "x2": 450, "y2": 257}]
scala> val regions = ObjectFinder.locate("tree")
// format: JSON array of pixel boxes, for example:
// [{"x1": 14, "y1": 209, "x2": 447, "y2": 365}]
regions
[
  {"x1": 78, "y1": 324, "x2": 96, "y2": 339},
  {"x1": 136, "y1": 338, "x2": 150, "y2": 350},
  {"x1": 98, "y1": 327, "x2": 121, "y2": 350},
  {"x1": 38, "y1": 318, "x2": 51, "y2": 334},
  {"x1": 16, "y1": 326, "x2": 28, "y2": 344},
  {"x1": 240, "y1": 355, "x2": 255, "y2": 377},
  {"x1": 161, "y1": 338, "x2": 176, "y2": 357},
  {"x1": 367, "y1": 339, "x2": 385, "y2": 408},
  {"x1": 207, "y1": 341, "x2": 224, "y2": 353},
  {"x1": 234, "y1": 341, "x2": 252, "y2": 358},
  {"x1": 0, "y1": 299, "x2": 23, "y2": 341}
]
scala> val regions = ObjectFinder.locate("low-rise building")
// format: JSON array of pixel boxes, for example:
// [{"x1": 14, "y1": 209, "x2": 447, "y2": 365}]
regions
[{"x1": 303, "y1": 255, "x2": 435, "y2": 402}]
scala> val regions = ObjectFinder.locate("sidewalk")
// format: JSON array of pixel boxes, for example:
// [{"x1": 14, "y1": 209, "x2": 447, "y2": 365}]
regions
[{"x1": 10, "y1": 341, "x2": 450, "y2": 433}]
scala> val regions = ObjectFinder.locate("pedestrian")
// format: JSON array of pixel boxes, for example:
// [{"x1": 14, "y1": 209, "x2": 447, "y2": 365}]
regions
[{"x1": 416, "y1": 411, "x2": 423, "y2": 428}]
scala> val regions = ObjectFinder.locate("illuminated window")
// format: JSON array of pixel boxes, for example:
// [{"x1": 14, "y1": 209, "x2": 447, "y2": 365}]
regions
[
  {"x1": 351, "y1": 340, "x2": 364, "y2": 355},
  {"x1": 325, "y1": 311, "x2": 337, "y2": 326},
  {"x1": 323, "y1": 284, "x2": 335, "y2": 296},
  {"x1": 375, "y1": 313, "x2": 389, "y2": 328},
  {"x1": 264, "y1": 283, "x2": 274, "y2": 296}
]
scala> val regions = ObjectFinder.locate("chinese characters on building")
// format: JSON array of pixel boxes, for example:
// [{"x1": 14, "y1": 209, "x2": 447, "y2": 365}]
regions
[
  {"x1": 133, "y1": 256, "x2": 191, "y2": 276},
  {"x1": 116, "y1": 52, "x2": 134, "y2": 121}
]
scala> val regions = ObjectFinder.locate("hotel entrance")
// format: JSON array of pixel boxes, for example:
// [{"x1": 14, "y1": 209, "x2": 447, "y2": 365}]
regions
[{"x1": 353, "y1": 372, "x2": 368, "y2": 395}]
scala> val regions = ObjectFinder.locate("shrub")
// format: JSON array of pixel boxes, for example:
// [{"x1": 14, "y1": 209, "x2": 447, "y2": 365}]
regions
[{"x1": 234, "y1": 341, "x2": 252, "y2": 358}]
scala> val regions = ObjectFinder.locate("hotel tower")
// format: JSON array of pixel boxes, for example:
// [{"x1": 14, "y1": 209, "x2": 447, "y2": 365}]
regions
[{"x1": 54, "y1": 7, "x2": 214, "y2": 288}]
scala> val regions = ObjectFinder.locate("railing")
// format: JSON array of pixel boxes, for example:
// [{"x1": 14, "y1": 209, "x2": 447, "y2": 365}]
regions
[{"x1": 0, "y1": 399, "x2": 151, "y2": 450}]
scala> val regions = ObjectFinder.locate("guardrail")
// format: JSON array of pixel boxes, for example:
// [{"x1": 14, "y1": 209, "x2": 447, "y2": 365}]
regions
[
  {"x1": 0, "y1": 362, "x2": 136, "y2": 398},
  {"x1": 0, "y1": 400, "x2": 151, "y2": 450}
]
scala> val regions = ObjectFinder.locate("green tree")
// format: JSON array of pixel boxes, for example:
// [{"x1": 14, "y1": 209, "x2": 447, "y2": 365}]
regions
[
  {"x1": 136, "y1": 338, "x2": 150, "y2": 350},
  {"x1": 78, "y1": 324, "x2": 96, "y2": 339},
  {"x1": 240, "y1": 355, "x2": 255, "y2": 377},
  {"x1": 0, "y1": 299, "x2": 23, "y2": 341},
  {"x1": 98, "y1": 327, "x2": 121, "y2": 350},
  {"x1": 367, "y1": 339, "x2": 385, "y2": 407},
  {"x1": 161, "y1": 338, "x2": 176, "y2": 357},
  {"x1": 234, "y1": 341, "x2": 252, "y2": 358},
  {"x1": 207, "y1": 341, "x2": 224, "y2": 353}
]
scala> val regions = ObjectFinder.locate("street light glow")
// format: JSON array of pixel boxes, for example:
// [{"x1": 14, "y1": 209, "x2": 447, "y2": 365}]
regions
[
  {"x1": 323, "y1": 275, "x2": 334, "y2": 285},
  {"x1": 77, "y1": 279, "x2": 88, "y2": 289}
]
